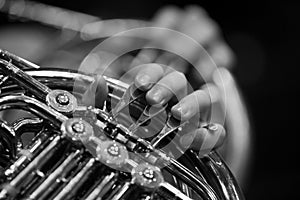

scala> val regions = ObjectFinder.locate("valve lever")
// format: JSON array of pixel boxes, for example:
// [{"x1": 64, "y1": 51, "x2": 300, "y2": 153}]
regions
[{"x1": 111, "y1": 84, "x2": 144, "y2": 117}]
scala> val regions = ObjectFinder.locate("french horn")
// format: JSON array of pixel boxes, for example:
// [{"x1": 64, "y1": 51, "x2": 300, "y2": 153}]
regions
[{"x1": 0, "y1": 49, "x2": 246, "y2": 200}]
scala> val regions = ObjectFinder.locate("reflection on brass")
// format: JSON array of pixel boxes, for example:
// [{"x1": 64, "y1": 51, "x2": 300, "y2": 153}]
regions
[{"x1": 0, "y1": 49, "x2": 244, "y2": 200}]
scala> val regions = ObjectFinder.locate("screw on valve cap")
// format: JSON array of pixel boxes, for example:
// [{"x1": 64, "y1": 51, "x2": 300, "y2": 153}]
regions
[
  {"x1": 96, "y1": 140, "x2": 129, "y2": 168},
  {"x1": 132, "y1": 163, "x2": 164, "y2": 189},
  {"x1": 46, "y1": 90, "x2": 77, "y2": 113},
  {"x1": 61, "y1": 118, "x2": 93, "y2": 142}
]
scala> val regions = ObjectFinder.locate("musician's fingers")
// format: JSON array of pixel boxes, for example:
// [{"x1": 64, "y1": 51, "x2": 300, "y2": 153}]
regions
[
  {"x1": 134, "y1": 63, "x2": 164, "y2": 90},
  {"x1": 146, "y1": 71, "x2": 187, "y2": 105},
  {"x1": 81, "y1": 75, "x2": 108, "y2": 108},
  {"x1": 152, "y1": 5, "x2": 218, "y2": 60},
  {"x1": 128, "y1": 6, "x2": 182, "y2": 68},
  {"x1": 171, "y1": 90, "x2": 211, "y2": 121},
  {"x1": 208, "y1": 41, "x2": 235, "y2": 69},
  {"x1": 81, "y1": 19, "x2": 148, "y2": 40},
  {"x1": 180, "y1": 5, "x2": 219, "y2": 46},
  {"x1": 129, "y1": 49, "x2": 159, "y2": 68},
  {"x1": 152, "y1": 5, "x2": 234, "y2": 74},
  {"x1": 182, "y1": 6, "x2": 235, "y2": 69},
  {"x1": 152, "y1": 6, "x2": 183, "y2": 28},
  {"x1": 180, "y1": 123, "x2": 226, "y2": 154}
]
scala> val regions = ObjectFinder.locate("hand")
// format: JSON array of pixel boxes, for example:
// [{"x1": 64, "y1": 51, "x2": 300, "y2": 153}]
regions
[
  {"x1": 79, "y1": 5, "x2": 230, "y2": 153},
  {"x1": 131, "y1": 5, "x2": 235, "y2": 76},
  {"x1": 81, "y1": 63, "x2": 226, "y2": 154},
  {"x1": 133, "y1": 63, "x2": 226, "y2": 153}
]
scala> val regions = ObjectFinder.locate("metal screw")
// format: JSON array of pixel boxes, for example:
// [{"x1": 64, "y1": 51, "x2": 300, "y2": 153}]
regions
[
  {"x1": 56, "y1": 93, "x2": 70, "y2": 105},
  {"x1": 107, "y1": 144, "x2": 120, "y2": 156},
  {"x1": 72, "y1": 121, "x2": 85, "y2": 133},
  {"x1": 47, "y1": 90, "x2": 77, "y2": 113},
  {"x1": 142, "y1": 168, "x2": 155, "y2": 180}
]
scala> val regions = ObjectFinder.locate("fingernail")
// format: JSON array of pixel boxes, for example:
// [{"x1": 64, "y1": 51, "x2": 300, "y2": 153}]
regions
[
  {"x1": 151, "y1": 90, "x2": 163, "y2": 104},
  {"x1": 171, "y1": 104, "x2": 182, "y2": 119},
  {"x1": 172, "y1": 104, "x2": 188, "y2": 118},
  {"x1": 136, "y1": 74, "x2": 151, "y2": 89},
  {"x1": 208, "y1": 123, "x2": 218, "y2": 132}
]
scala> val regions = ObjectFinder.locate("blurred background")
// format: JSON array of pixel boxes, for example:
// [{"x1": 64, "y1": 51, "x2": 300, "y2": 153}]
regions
[{"x1": 0, "y1": 0, "x2": 299, "y2": 199}]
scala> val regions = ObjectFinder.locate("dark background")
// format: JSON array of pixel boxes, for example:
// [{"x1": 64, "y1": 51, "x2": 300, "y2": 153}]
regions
[{"x1": 1, "y1": 1, "x2": 299, "y2": 199}]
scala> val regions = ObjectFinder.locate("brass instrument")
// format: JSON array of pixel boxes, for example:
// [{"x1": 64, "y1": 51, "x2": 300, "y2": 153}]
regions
[{"x1": 0, "y1": 49, "x2": 245, "y2": 200}]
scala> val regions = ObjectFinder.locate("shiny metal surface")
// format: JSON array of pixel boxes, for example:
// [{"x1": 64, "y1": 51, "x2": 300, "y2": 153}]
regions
[{"x1": 0, "y1": 49, "x2": 245, "y2": 199}]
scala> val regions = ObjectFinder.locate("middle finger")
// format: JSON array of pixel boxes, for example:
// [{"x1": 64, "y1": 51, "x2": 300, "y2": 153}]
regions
[{"x1": 146, "y1": 71, "x2": 188, "y2": 105}]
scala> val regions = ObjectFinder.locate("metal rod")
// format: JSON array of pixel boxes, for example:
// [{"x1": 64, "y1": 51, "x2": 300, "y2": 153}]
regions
[
  {"x1": 0, "y1": 59, "x2": 51, "y2": 101},
  {"x1": 157, "y1": 182, "x2": 193, "y2": 200},
  {"x1": 85, "y1": 173, "x2": 116, "y2": 200},
  {"x1": 0, "y1": 135, "x2": 62, "y2": 198},
  {"x1": 27, "y1": 150, "x2": 82, "y2": 200},
  {"x1": 0, "y1": 94, "x2": 68, "y2": 126}
]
